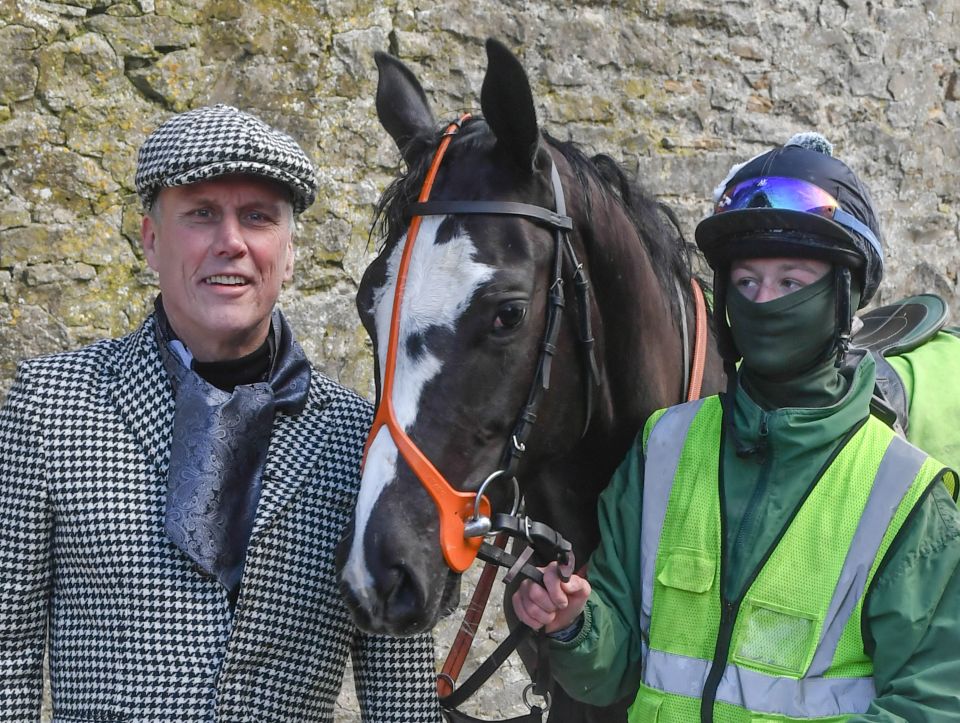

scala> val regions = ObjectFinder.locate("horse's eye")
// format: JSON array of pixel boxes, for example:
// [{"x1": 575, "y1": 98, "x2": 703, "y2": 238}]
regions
[{"x1": 493, "y1": 302, "x2": 527, "y2": 331}]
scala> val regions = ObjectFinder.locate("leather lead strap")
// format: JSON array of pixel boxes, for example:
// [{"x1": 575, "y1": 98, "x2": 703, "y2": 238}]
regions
[{"x1": 437, "y1": 532, "x2": 511, "y2": 699}]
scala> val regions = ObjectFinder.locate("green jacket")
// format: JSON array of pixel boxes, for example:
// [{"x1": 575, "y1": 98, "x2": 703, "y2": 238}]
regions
[{"x1": 549, "y1": 353, "x2": 960, "y2": 721}]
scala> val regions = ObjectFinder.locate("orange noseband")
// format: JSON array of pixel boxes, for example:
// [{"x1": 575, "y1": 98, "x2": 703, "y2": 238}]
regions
[{"x1": 362, "y1": 115, "x2": 490, "y2": 573}]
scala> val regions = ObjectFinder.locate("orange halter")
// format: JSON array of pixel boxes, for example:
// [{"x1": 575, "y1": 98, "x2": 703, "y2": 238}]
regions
[{"x1": 361, "y1": 115, "x2": 490, "y2": 573}]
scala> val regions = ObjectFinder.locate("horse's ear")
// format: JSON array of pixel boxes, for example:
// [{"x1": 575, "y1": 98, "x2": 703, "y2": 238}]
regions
[
  {"x1": 375, "y1": 50, "x2": 436, "y2": 166},
  {"x1": 481, "y1": 38, "x2": 539, "y2": 174}
]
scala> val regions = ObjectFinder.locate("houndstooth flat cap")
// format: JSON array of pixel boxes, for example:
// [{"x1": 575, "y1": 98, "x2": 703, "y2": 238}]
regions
[{"x1": 135, "y1": 104, "x2": 317, "y2": 214}]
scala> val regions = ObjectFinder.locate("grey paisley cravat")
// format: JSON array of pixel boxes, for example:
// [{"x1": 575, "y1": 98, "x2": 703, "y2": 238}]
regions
[{"x1": 155, "y1": 300, "x2": 311, "y2": 596}]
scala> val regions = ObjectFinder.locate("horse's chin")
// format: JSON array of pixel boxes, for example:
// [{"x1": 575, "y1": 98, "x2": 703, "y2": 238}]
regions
[{"x1": 342, "y1": 570, "x2": 463, "y2": 637}]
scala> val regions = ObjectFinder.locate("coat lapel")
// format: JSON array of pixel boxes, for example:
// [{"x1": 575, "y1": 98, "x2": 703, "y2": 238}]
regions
[
  {"x1": 107, "y1": 315, "x2": 175, "y2": 480},
  {"x1": 249, "y1": 375, "x2": 333, "y2": 545}
]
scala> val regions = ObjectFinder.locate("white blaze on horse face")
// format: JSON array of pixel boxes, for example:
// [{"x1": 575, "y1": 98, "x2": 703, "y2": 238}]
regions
[{"x1": 343, "y1": 216, "x2": 495, "y2": 594}]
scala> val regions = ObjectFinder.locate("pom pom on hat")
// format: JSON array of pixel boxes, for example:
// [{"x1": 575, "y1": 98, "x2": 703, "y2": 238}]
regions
[
  {"x1": 784, "y1": 132, "x2": 834, "y2": 156},
  {"x1": 712, "y1": 152, "x2": 761, "y2": 203}
]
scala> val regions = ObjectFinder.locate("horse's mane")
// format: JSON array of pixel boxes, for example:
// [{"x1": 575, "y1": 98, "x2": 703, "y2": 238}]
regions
[
  {"x1": 371, "y1": 118, "x2": 706, "y2": 317},
  {"x1": 543, "y1": 133, "x2": 704, "y2": 316}
]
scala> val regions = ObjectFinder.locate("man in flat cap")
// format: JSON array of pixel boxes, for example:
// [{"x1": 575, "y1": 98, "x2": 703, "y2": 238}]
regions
[{"x1": 0, "y1": 105, "x2": 441, "y2": 722}]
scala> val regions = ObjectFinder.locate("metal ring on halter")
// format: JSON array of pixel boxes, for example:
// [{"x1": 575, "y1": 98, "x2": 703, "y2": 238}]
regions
[
  {"x1": 522, "y1": 684, "x2": 551, "y2": 712},
  {"x1": 436, "y1": 672, "x2": 456, "y2": 694},
  {"x1": 471, "y1": 469, "x2": 520, "y2": 521}
]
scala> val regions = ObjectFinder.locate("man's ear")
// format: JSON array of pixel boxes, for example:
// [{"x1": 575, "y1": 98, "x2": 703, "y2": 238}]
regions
[
  {"x1": 283, "y1": 239, "x2": 295, "y2": 282},
  {"x1": 141, "y1": 214, "x2": 160, "y2": 272}
]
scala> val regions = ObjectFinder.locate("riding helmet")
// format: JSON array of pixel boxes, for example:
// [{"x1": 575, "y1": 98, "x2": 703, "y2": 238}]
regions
[
  {"x1": 695, "y1": 133, "x2": 884, "y2": 365},
  {"x1": 695, "y1": 132, "x2": 883, "y2": 307}
]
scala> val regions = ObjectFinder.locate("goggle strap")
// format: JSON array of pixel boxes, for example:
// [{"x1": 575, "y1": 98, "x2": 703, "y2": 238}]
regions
[{"x1": 832, "y1": 208, "x2": 883, "y2": 261}]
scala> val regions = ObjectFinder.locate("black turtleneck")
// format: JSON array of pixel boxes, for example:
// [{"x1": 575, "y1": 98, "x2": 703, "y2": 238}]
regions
[{"x1": 191, "y1": 338, "x2": 272, "y2": 392}]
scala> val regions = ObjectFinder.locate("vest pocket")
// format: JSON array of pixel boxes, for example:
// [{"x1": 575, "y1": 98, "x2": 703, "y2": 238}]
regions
[
  {"x1": 732, "y1": 597, "x2": 819, "y2": 676},
  {"x1": 628, "y1": 684, "x2": 663, "y2": 722},
  {"x1": 652, "y1": 548, "x2": 718, "y2": 655},
  {"x1": 656, "y1": 548, "x2": 714, "y2": 593}
]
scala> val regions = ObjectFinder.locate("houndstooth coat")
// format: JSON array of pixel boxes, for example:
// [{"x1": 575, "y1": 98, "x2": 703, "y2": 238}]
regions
[{"x1": 0, "y1": 315, "x2": 442, "y2": 723}]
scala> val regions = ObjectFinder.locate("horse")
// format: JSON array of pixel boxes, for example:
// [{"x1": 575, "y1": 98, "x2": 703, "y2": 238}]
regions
[{"x1": 335, "y1": 38, "x2": 726, "y2": 722}]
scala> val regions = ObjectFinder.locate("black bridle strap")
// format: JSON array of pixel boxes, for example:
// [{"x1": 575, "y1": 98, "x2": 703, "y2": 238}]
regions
[
  {"x1": 477, "y1": 541, "x2": 545, "y2": 584},
  {"x1": 503, "y1": 217, "x2": 566, "y2": 480},
  {"x1": 440, "y1": 623, "x2": 532, "y2": 710},
  {"x1": 561, "y1": 235, "x2": 600, "y2": 436},
  {"x1": 550, "y1": 162, "x2": 600, "y2": 435},
  {"x1": 409, "y1": 200, "x2": 573, "y2": 231}
]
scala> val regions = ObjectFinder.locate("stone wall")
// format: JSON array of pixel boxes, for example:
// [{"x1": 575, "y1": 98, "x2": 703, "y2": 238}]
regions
[{"x1": 3, "y1": 0, "x2": 957, "y2": 720}]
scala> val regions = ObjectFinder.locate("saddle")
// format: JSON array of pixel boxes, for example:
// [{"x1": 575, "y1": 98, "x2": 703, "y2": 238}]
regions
[{"x1": 848, "y1": 293, "x2": 950, "y2": 435}]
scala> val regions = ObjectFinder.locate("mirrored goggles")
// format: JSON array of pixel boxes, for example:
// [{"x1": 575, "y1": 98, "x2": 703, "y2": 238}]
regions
[{"x1": 714, "y1": 176, "x2": 882, "y2": 260}]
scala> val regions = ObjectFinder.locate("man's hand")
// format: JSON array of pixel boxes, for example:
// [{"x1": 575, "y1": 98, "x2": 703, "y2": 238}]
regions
[{"x1": 511, "y1": 560, "x2": 591, "y2": 633}]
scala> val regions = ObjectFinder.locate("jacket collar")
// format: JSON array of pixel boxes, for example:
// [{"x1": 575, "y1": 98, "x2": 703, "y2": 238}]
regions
[
  {"x1": 251, "y1": 380, "x2": 334, "y2": 545},
  {"x1": 107, "y1": 313, "x2": 335, "y2": 550}
]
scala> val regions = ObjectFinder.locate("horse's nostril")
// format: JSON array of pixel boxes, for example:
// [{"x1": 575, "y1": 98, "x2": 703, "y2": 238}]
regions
[{"x1": 384, "y1": 564, "x2": 424, "y2": 619}]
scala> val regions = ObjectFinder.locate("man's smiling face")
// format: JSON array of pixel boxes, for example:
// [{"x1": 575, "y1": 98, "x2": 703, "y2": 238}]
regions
[{"x1": 141, "y1": 174, "x2": 294, "y2": 361}]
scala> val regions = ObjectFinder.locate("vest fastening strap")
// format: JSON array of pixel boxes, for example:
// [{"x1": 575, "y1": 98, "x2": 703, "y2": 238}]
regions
[
  {"x1": 808, "y1": 434, "x2": 927, "y2": 675},
  {"x1": 643, "y1": 649, "x2": 877, "y2": 718},
  {"x1": 639, "y1": 399, "x2": 705, "y2": 636}
]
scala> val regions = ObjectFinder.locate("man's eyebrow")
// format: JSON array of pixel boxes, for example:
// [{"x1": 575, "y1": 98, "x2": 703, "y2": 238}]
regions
[
  {"x1": 178, "y1": 196, "x2": 285, "y2": 213},
  {"x1": 182, "y1": 195, "x2": 216, "y2": 206}
]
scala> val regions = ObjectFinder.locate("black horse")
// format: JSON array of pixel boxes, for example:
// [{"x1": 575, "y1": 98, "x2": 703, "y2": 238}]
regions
[{"x1": 337, "y1": 39, "x2": 726, "y2": 722}]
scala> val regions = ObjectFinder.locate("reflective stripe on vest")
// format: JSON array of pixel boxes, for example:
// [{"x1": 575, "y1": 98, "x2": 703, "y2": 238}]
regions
[
  {"x1": 638, "y1": 398, "x2": 930, "y2": 719},
  {"x1": 643, "y1": 648, "x2": 876, "y2": 718},
  {"x1": 808, "y1": 435, "x2": 927, "y2": 676},
  {"x1": 639, "y1": 399, "x2": 705, "y2": 637}
]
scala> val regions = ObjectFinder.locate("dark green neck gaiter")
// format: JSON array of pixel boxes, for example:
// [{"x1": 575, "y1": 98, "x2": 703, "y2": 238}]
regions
[{"x1": 727, "y1": 272, "x2": 847, "y2": 408}]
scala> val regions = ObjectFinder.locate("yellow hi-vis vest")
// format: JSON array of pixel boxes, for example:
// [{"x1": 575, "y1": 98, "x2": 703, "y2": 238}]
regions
[{"x1": 630, "y1": 396, "x2": 953, "y2": 723}]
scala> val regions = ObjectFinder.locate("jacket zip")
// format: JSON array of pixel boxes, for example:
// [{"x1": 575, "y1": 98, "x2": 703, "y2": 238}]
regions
[
  {"x1": 700, "y1": 597, "x2": 739, "y2": 723},
  {"x1": 703, "y1": 412, "x2": 765, "y2": 722}
]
